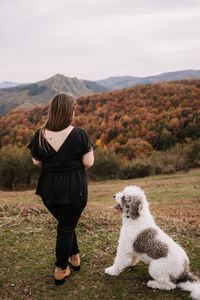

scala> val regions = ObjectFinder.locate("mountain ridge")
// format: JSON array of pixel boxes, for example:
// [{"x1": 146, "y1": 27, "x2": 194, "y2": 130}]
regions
[
  {"x1": 96, "y1": 69, "x2": 200, "y2": 90},
  {"x1": 0, "y1": 74, "x2": 108, "y2": 116},
  {"x1": 1, "y1": 69, "x2": 200, "y2": 116},
  {"x1": 0, "y1": 81, "x2": 21, "y2": 89}
]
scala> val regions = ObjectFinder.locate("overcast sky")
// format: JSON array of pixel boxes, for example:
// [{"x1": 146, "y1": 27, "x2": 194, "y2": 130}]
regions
[{"x1": 1, "y1": 0, "x2": 200, "y2": 83}]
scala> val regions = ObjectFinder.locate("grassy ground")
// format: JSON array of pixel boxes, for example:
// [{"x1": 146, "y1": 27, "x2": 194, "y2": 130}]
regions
[{"x1": 0, "y1": 169, "x2": 200, "y2": 300}]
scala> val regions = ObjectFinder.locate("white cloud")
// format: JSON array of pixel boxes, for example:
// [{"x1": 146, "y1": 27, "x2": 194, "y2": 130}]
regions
[{"x1": 0, "y1": 0, "x2": 200, "y2": 82}]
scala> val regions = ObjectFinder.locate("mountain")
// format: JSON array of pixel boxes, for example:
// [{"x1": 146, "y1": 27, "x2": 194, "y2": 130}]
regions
[
  {"x1": 0, "y1": 74, "x2": 108, "y2": 116},
  {"x1": 1, "y1": 79, "x2": 200, "y2": 155},
  {"x1": 96, "y1": 69, "x2": 200, "y2": 90},
  {"x1": 1, "y1": 69, "x2": 200, "y2": 116},
  {"x1": 0, "y1": 81, "x2": 21, "y2": 89}
]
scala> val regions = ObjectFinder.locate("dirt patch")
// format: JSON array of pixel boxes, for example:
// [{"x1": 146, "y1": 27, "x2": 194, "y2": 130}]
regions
[
  {"x1": 149, "y1": 196, "x2": 200, "y2": 237},
  {"x1": 0, "y1": 189, "x2": 36, "y2": 200}
]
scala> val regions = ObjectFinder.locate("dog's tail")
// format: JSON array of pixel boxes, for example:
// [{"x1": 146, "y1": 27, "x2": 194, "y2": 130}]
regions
[{"x1": 177, "y1": 272, "x2": 200, "y2": 300}]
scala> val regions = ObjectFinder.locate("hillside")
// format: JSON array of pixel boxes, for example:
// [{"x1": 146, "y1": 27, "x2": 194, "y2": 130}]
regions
[
  {"x1": 1, "y1": 70, "x2": 200, "y2": 117},
  {"x1": 96, "y1": 69, "x2": 200, "y2": 90},
  {"x1": 0, "y1": 74, "x2": 108, "y2": 116},
  {"x1": 0, "y1": 79, "x2": 200, "y2": 158}
]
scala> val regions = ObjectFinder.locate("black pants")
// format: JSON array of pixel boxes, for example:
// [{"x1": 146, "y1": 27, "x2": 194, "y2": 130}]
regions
[{"x1": 43, "y1": 200, "x2": 86, "y2": 270}]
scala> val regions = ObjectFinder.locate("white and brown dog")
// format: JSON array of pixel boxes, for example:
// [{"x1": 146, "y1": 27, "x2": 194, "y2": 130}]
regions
[{"x1": 105, "y1": 186, "x2": 200, "y2": 300}]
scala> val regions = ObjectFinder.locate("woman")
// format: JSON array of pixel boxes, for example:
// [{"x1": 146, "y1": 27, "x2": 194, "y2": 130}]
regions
[{"x1": 27, "y1": 93, "x2": 94, "y2": 285}]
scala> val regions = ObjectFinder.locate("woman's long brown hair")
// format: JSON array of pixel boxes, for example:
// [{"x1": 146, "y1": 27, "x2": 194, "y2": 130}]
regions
[{"x1": 39, "y1": 93, "x2": 77, "y2": 151}]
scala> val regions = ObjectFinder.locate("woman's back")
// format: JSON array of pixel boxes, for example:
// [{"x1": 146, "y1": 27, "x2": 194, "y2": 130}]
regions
[
  {"x1": 44, "y1": 125, "x2": 74, "y2": 152},
  {"x1": 28, "y1": 126, "x2": 94, "y2": 204}
]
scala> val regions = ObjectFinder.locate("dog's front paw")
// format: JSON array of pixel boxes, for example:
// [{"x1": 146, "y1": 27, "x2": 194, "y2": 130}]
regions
[
  {"x1": 105, "y1": 266, "x2": 119, "y2": 276},
  {"x1": 147, "y1": 280, "x2": 158, "y2": 289}
]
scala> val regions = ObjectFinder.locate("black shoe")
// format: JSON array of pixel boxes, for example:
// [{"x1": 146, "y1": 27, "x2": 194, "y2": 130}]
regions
[{"x1": 69, "y1": 262, "x2": 81, "y2": 271}]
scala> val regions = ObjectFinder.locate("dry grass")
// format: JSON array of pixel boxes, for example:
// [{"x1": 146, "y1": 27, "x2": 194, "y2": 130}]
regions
[{"x1": 0, "y1": 168, "x2": 200, "y2": 300}]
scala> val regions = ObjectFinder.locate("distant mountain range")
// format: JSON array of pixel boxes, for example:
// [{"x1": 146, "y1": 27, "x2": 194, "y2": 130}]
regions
[
  {"x1": 0, "y1": 74, "x2": 108, "y2": 116},
  {"x1": 96, "y1": 69, "x2": 200, "y2": 90},
  {"x1": 0, "y1": 81, "x2": 21, "y2": 89},
  {"x1": 1, "y1": 69, "x2": 200, "y2": 116}
]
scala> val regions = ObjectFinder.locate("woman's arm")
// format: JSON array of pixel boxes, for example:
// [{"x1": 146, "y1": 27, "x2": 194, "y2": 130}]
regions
[
  {"x1": 82, "y1": 150, "x2": 94, "y2": 169},
  {"x1": 32, "y1": 157, "x2": 42, "y2": 166}
]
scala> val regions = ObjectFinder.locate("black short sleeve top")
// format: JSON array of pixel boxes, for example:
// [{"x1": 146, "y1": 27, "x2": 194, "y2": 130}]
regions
[{"x1": 27, "y1": 127, "x2": 94, "y2": 204}]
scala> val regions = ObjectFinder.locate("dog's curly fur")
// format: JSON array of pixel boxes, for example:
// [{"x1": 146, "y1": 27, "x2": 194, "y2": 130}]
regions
[{"x1": 105, "y1": 186, "x2": 200, "y2": 300}]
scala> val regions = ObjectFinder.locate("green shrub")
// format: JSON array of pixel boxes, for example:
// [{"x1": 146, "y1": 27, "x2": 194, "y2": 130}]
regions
[
  {"x1": 133, "y1": 160, "x2": 153, "y2": 177},
  {"x1": 0, "y1": 139, "x2": 199, "y2": 190},
  {"x1": 0, "y1": 145, "x2": 39, "y2": 189},
  {"x1": 87, "y1": 148, "x2": 122, "y2": 180},
  {"x1": 162, "y1": 164, "x2": 176, "y2": 174},
  {"x1": 88, "y1": 140, "x2": 200, "y2": 180},
  {"x1": 148, "y1": 144, "x2": 189, "y2": 174},
  {"x1": 147, "y1": 152, "x2": 163, "y2": 175},
  {"x1": 120, "y1": 160, "x2": 153, "y2": 179},
  {"x1": 166, "y1": 145, "x2": 189, "y2": 172},
  {"x1": 185, "y1": 140, "x2": 200, "y2": 167}
]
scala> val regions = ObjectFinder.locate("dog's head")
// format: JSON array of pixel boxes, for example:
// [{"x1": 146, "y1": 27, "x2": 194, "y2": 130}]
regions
[{"x1": 112, "y1": 186, "x2": 148, "y2": 219}]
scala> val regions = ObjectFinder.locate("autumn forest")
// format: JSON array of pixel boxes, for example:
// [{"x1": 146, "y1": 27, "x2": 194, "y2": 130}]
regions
[{"x1": 0, "y1": 79, "x2": 200, "y2": 160}]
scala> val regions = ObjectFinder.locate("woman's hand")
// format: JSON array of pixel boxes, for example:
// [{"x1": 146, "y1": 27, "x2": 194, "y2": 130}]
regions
[{"x1": 32, "y1": 157, "x2": 42, "y2": 166}]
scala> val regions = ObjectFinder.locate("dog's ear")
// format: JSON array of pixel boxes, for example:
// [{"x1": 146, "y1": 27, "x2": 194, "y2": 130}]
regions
[
  {"x1": 124, "y1": 195, "x2": 143, "y2": 219},
  {"x1": 121, "y1": 195, "x2": 126, "y2": 205}
]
